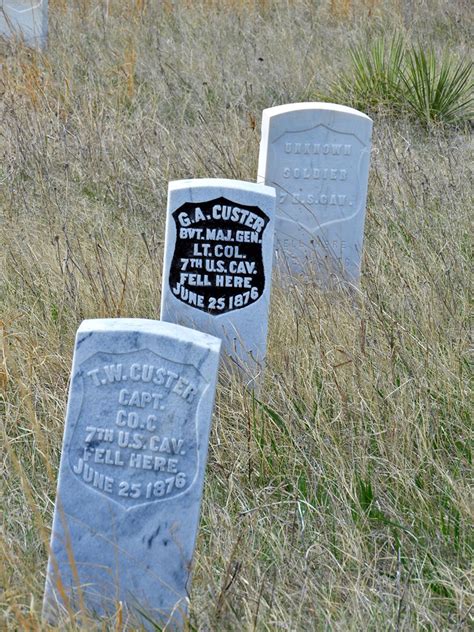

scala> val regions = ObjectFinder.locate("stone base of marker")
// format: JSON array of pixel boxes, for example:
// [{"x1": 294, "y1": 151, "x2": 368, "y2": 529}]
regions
[
  {"x1": 43, "y1": 319, "x2": 221, "y2": 629},
  {"x1": 0, "y1": 1, "x2": 48, "y2": 49},
  {"x1": 258, "y1": 102, "x2": 372, "y2": 286},
  {"x1": 160, "y1": 179, "x2": 276, "y2": 386}
]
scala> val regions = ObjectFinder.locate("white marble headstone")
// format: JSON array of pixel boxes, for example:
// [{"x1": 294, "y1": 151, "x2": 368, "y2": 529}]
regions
[
  {"x1": 258, "y1": 103, "x2": 372, "y2": 284},
  {"x1": 0, "y1": 1, "x2": 48, "y2": 48},
  {"x1": 43, "y1": 319, "x2": 221, "y2": 629},
  {"x1": 160, "y1": 179, "x2": 276, "y2": 382}
]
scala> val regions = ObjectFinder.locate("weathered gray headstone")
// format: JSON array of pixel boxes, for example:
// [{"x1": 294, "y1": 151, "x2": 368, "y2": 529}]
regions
[
  {"x1": 160, "y1": 179, "x2": 276, "y2": 382},
  {"x1": 43, "y1": 318, "x2": 221, "y2": 629},
  {"x1": 258, "y1": 103, "x2": 372, "y2": 284},
  {"x1": 0, "y1": 1, "x2": 48, "y2": 48}
]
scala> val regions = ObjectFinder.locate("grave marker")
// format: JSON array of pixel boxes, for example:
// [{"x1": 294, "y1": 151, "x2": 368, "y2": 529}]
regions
[
  {"x1": 258, "y1": 103, "x2": 372, "y2": 284},
  {"x1": 161, "y1": 179, "x2": 276, "y2": 382},
  {"x1": 0, "y1": 1, "x2": 48, "y2": 49},
  {"x1": 43, "y1": 318, "x2": 221, "y2": 629}
]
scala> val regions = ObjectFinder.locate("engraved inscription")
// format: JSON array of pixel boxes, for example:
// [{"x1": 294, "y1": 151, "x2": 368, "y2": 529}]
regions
[
  {"x1": 284, "y1": 142, "x2": 352, "y2": 155},
  {"x1": 169, "y1": 197, "x2": 269, "y2": 314},
  {"x1": 276, "y1": 233, "x2": 353, "y2": 269},
  {"x1": 272, "y1": 124, "x2": 366, "y2": 231},
  {"x1": 68, "y1": 350, "x2": 205, "y2": 508}
]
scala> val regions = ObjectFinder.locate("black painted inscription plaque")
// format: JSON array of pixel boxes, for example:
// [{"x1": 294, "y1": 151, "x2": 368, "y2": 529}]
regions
[{"x1": 169, "y1": 197, "x2": 270, "y2": 315}]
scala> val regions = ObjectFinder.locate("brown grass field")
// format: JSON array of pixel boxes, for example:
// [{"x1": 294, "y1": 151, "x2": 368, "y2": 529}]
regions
[{"x1": 1, "y1": 1, "x2": 472, "y2": 629}]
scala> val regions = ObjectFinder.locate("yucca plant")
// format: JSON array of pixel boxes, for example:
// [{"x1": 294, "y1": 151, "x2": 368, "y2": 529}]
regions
[
  {"x1": 335, "y1": 34, "x2": 407, "y2": 114},
  {"x1": 402, "y1": 48, "x2": 473, "y2": 126}
]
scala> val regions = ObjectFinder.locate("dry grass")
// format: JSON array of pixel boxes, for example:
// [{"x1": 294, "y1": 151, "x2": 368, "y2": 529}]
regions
[{"x1": 1, "y1": 1, "x2": 472, "y2": 630}]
